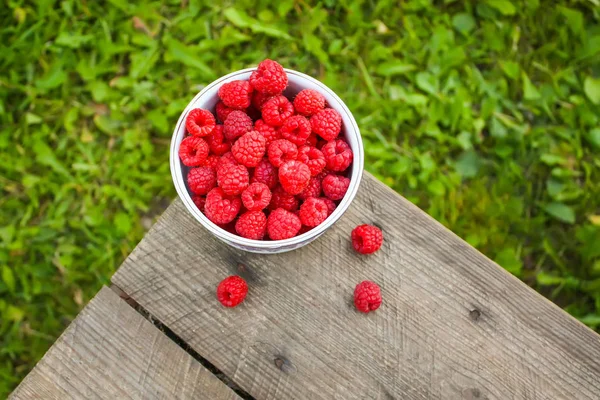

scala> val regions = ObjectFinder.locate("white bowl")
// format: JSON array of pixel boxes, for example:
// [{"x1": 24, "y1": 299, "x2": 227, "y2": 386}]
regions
[{"x1": 170, "y1": 68, "x2": 364, "y2": 253}]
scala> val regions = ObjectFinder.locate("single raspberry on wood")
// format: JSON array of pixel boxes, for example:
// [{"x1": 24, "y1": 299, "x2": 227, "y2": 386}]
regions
[
  {"x1": 232, "y1": 131, "x2": 266, "y2": 167},
  {"x1": 207, "y1": 125, "x2": 231, "y2": 156},
  {"x1": 252, "y1": 91, "x2": 275, "y2": 110},
  {"x1": 218, "y1": 80, "x2": 253, "y2": 109},
  {"x1": 179, "y1": 136, "x2": 209, "y2": 167},
  {"x1": 250, "y1": 59, "x2": 288, "y2": 95},
  {"x1": 254, "y1": 119, "x2": 281, "y2": 146},
  {"x1": 297, "y1": 145, "x2": 326, "y2": 176},
  {"x1": 297, "y1": 176, "x2": 322, "y2": 200},
  {"x1": 267, "y1": 208, "x2": 301, "y2": 240},
  {"x1": 322, "y1": 139, "x2": 353, "y2": 172},
  {"x1": 322, "y1": 174, "x2": 350, "y2": 201},
  {"x1": 217, "y1": 164, "x2": 249, "y2": 196},
  {"x1": 351, "y1": 224, "x2": 383, "y2": 254},
  {"x1": 299, "y1": 197, "x2": 329, "y2": 227},
  {"x1": 279, "y1": 115, "x2": 311, "y2": 146},
  {"x1": 310, "y1": 108, "x2": 342, "y2": 141},
  {"x1": 204, "y1": 187, "x2": 241, "y2": 225},
  {"x1": 187, "y1": 166, "x2": 216, "y2": 195},
  {"x1": 261, "y1": 95, "x2": 294, "y2": 127},
  {"x1": 354, "y1": 281, "x2": 382, "y2": 313},
  {"x1": 217, "y1": 276, "x2": 248, "y2": 308},
  {"x1": 216, "y1": 101, "x2": 237, "y2": 123},
  {"x1": 216, "y1": 152, "x2": 238, "y2": 178},
  {"x1": 319, "y1": 197, "x2": 336, "y2": 216},
  {"x1": 269, "y1": 186, "x2": 299, "y2": 211},
  {"x1": 293, "y1": 89, "x2": 326, "y2": 116},
  {"x1": 268, "y1": 139, "x2": 298, "y2": 167},
  {"x1": 235, "y1": 211, "x2": 267, "y2": 240},
  {"x1": 185, "y1": 108, "x2": 216, "y2": 137},
  {"x1": 192, "y1": 195, "x2": 206, "y2": 212},
  {"x1": 241, "y1": 182, "x2": 272, "y2": 211},
  {"x1": 252, "y1": 158, "x2": 278, "y2": 189},
  {"x1": 223, "y1": 110, "x2": 253, "y2": 142},
  {"x1": 279, "y1": 160, "x2": 311, "y2": 195}
]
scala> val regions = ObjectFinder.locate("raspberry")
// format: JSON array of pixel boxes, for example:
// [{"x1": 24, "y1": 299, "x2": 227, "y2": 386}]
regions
[
  {"x1": 252, "y1": 158, "x2": 278, "y2": 189},
  {"x1": 252, "y1": 91, "x2": 275, "y2": 110},
  {"x1": 299, "y1": 197, "x2": 329, "y2": 227},
  {"x1": 235, "y1": 211, "x2": 267, "y2": 240},
  {"x1": 217, "y1": 164, "x2": 249, "y2": 196},
  {"x1": 192, "y1": 195, "x2": 206, "y2": 212},
  {"x1": 223, "y1": 110, "x2": 253, "y2": 142},
  {"x1": 297, "y1": 146, "x2": 326, "y2": 176},
  {"x1": 201, "y1": 155, "x2": 220, "y2": 169},
  {"x1": 306, "y1": 133, "x2": 318, "y2": 147},
  {"x1": 185, "y1": 108, "x2": 216, "y2": 137},
  {"x1": 351, "y1": 224, "x2": 383, "y2": 254},
  {"x1": 241, "y1": 182, "x2": 272, "y2": 211},
  {"x1": 269, "y1": 186, "x2": 299, "y2": 211},
  {"x1": 249, "y1": 59, "x2": 287, "y2": 95},
  {"x1": 218, "y1": 80, "x2": 253, "y2": 109},
  {"x1": 261, "y1": 95, "x2": 294, "y2": 127},
  {"x1": 216, "y1": 151, "x2": 238, "y2": 177},
  {"x1": 254, "y1": 119, "x2": 280, "y2": 145},
  {"x1": 319, "y1": 197, "x2": 336, "y2": 215},
  {"x1": 322, "y1": 174, "x2": 350, "y2": 201},
  {"x1": 354, "y1": 281, "x2": 382, "y2": 313},
  {"x1": 216, "y1": 101, "x2": 236, "y2": 123},
  {"x1": 187, "y1": 166, "x2": 216, "y2": 195},
  {"x1": 217, "y1": 276, "x2": 248, "y2": 307},
  {"x1": 267, "y1": 139, "x2": 298, "y2": 167},
  {"x1": 310, "y1": 108, "x2": 342, "y2": 141},
  {"x1": 293, "y1": 89, "x2": 326, "y2": 116},
  {"x1": 279, "y1": 115, "x2": 311, "y2": 146},
  {"x1": 179, "y1": 136, "x2": 209, "y2": 167},
  {"x1": 322, "y1": 139, "x2": 353, "y2": 171},
  {"x1": 204, "y1": 187, "x2": 242, "y2": 224},
  {"x1": 297, "y1": 176, "x2": 322, "y2": 200},
  {"x1": 267, "y1": 208, "x2": 301, "y2": 240},
  {"x1": 232, "y1": 131, "x2": 266, "y2": 167},
  {"x1": 279, "y1": 160, "x2": 311, "y2": 195},
  {"x1": 207, "y1": 125, "x2": 231, "y2": 156}
]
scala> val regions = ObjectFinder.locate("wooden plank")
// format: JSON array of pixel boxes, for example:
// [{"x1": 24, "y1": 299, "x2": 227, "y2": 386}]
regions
[
  {"x1": 112, "y1": 172, "x2": 600, "y2": 400},
  {"x1": 10, "y1": 286, "x2": 240, "y2": 400}
]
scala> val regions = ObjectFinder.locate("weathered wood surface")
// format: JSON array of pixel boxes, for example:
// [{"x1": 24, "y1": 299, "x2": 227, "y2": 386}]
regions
[
  {"x1": 112, "y1": 172, "x2": 600, "y2": 400},
  {"x1": 10, "y1": 286, "x2": 240, "y2": 400}
]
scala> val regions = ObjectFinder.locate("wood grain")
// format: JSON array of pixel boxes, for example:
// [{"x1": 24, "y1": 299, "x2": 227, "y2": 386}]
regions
[
  {"x1": 112, "y1": 172, "x2": 600, "y2": 400},
  {"x1": 9, "y1": 286, "x2": 240, "y2": 400}
]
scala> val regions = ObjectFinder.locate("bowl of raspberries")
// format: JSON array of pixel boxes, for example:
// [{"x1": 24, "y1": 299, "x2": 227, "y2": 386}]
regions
[{"x1": 170, "y1": 59, "x2": 363, "y2": 253}]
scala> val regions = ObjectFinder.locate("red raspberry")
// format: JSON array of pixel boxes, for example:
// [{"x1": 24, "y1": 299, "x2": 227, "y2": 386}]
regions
[
  {"x1": 223, "y1": 110, "x2": 253, "y2": 142},
  {"x1": 235, "y1": 211, "x2": 267, "y2": 240},
  {"x1": 354, "y1": 281, "x2": 382, "y2": 313},
  {"x1": 249, "y1": 59, "x2": 287, "y2": 95},
  {"x1": 267, "y1": 139, "x2": 298, "y2": 167},
  {"x1": 207, "y1": 125, "x2": 231, "y2": 156},
  {"x1": 252, "y1": 158, "x2": 278, "y2": 189},
  {"x1": 306, "y1": 133, "x2": 318, "y2": 147},
  {"x1": 351, "y1": 224, "x2": 383, "y2": 254},
  {"x1": 319, "y1": 197, "x2": 336, "y2": 215},
  {"x1": 179, "y1": 136, "x2": 209, "y2": 167},
  {"x1": 232, "y1": 131, "x2": 266, "y2": 167},
  {"x1": 293, "y1": 89, "x2": 326, "y2": 116},
  {"x1": 261, "y1": 95, "x2": 294, "y2": 127},
  {"x1": 267, "y1": 208, "x2": 301, "y2": 240},
  {"x1": 297, "y1": 146, "x2": 326, "y2": 176},
  {"x1": 299, "y1": 197, "x2": 329, "y2": 227},
  {"x1": 201, "y1": 155, "x2": 220, "y2": 169},
  {"x1": 279, "y1": 115, "x2": 311, "y2": 146},
  {"x1": 269, "y1": 186, "x2": 299, "y2": 211},
  {"x1": 204, "y1": 187, "x2": 241, "y2": 224},
  {"x1": 192, "y1": 195, "x2": 206, "y2": 212},
  {"x1": 322, "y1": 174, "x2": 350, "y2": 201},
  {"x1": 216, "y1": 151, "x2": 238, "y2": 177},
  {"x1": 218, "y1": 164, "x2": 249, "y2": 196},
  {"x1": 254, "y1": 119, "x2": 280, "y2": 145},
  {"x1": 310, "y1": 108, "x2": 342, "y2": 141},
  {"x1": 322, "y1": 139, "x2": 353, "y2": 171},
  {"x1": 241, "y1": 182, "x2": 272, "y2": 211},
  {"x1": 217, "y1": 276, "x2": 248, "y2": 307},
  {"x1": 252, "y1": 91, "x2": 275, "y2": 110},
  {"x1": 216, "y1": 101, "x2": 236, "y2": 123},
  {"x1": 187, "y1": 166, "x2": 216, "y2": 195},
  {"x1": 185, "y1": 108, "x2": 216, "y2": 137},
  {"x1": 297, "y1": 176, "x2": 322, "y2": 200},
  {"x1": 279, "y1": 160, "x2": 311, "y2": 195},
  {"x1": 218, "y1": 80, "x2": 253, "y2": 109}
]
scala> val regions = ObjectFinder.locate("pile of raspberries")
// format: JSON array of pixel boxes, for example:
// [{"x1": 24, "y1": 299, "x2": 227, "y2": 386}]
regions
[{"x1": 179, "y1": 59, "x2": 353, "y2": 241}]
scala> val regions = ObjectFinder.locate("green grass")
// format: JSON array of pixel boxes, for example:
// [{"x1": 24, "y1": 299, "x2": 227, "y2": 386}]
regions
[{"x1": 1, "y1": 0, "x2": 600, "y2": 395}]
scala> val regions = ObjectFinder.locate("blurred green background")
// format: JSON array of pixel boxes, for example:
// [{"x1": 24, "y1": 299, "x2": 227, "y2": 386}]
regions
[{"x1": 1, "y1": 0, "x2": 600, "y2": 395}]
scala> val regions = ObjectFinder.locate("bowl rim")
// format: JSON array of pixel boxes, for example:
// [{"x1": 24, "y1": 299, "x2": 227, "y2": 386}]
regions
[{"x1": 170, "y1": 67, "x2": 364, "y2": 249}]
